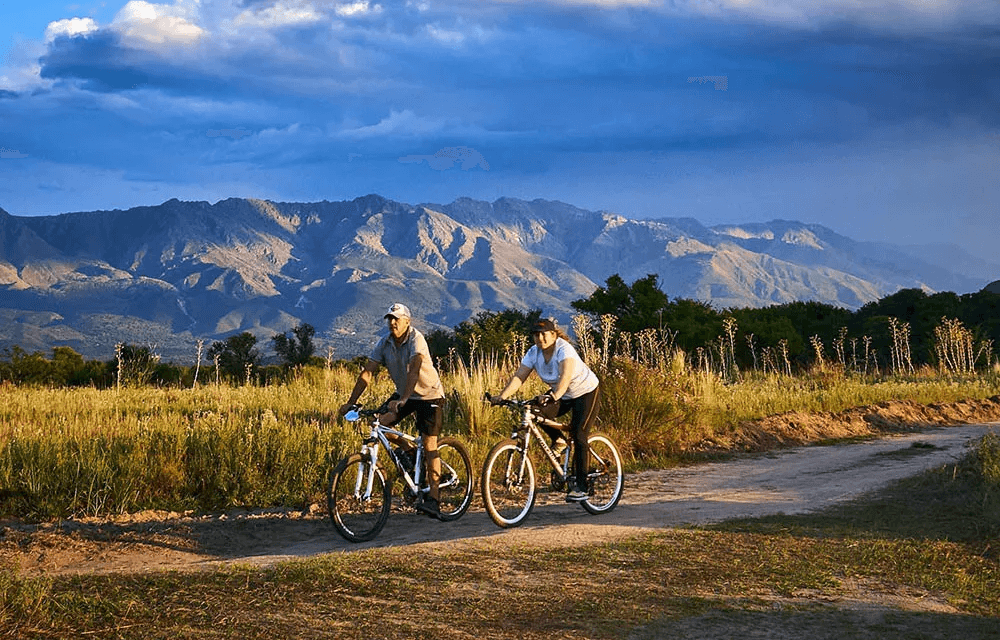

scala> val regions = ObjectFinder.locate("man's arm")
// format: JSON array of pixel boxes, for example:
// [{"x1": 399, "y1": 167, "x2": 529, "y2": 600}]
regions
[
  {"x1": 393, "y1": 353, "x2": 424, "y2": 409},
  {"x1": 339, "y1": 359, "x2": 380, "y2": 415}
]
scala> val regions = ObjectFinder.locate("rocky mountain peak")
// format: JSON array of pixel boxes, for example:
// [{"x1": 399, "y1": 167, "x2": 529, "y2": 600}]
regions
[{"x1": 1, "y1": 194, "x2": 997, "y2": 360}]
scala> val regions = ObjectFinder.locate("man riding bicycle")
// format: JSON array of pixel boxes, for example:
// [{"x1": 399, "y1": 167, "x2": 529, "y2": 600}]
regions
[{"x1": 339, "y1": 303, "x2": 446, "y2": 519}]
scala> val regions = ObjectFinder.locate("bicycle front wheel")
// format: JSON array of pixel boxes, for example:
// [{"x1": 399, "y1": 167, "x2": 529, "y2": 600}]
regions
[
  {"x1": 580, "y1": 433, "x2": 624, "y2": 515},
  {"x1": 327, "y1": 453, "x2": 392, "y2": 542},
  {"x1": 481, "y1": 439, "x2": 536, "y2": 528},
  {"x1": 434, "y1": 437, "x2": 474, "y2": 521}
]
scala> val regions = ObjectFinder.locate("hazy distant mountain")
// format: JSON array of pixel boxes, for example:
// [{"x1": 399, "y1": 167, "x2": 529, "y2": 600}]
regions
[{"x1": 0, "y1": 196, "x2": 996, "y2": 361}]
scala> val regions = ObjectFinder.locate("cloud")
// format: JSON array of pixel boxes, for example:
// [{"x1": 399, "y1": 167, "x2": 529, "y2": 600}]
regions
[
  {"x1": 112, "y1": 0, "x2": 205, "y2": 46},
  {"x1": 231, "y1": 0, "x2": 325, "y2": 29},
  {"x1": 399, "y1": 146, "x2": 490, "y2": 170},
  {"x1": 0, "y1": 147, "x2": 28, "y2": 159},
  {"x1": 688, "y1": 75, "x2": 728, "y2": 91},
  {"x1": 340, "y1": 110, "x2": 447, "y2": 138},
  {"x1": 45, "y1": 18, "x2": 100, "y2": 43},
  {"x1": 335, "y1": 2, "x2": 383, "y2": 18},
  {"x1": 521, "y1": 0, "x2": 1000, "y2": 32},
  {"x1": 207, "y1": 128, "x2": 253, "y2": 139}
]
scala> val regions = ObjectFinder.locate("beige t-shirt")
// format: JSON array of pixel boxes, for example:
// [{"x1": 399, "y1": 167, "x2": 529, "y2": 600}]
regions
[{"x1": 370, "y1": 327, "x2": 445, "y2": 400}]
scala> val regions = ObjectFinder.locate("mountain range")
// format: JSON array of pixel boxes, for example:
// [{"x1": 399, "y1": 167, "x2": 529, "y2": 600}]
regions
[{"x1": 1, "y1": 194, "x2": 997, "y2": 362}]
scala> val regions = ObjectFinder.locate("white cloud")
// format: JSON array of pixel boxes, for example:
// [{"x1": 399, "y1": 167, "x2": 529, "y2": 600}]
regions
[
  {"x1": 425, "y1": 24, "x2": 467, "y2": 45},
  {"x1": 44, "y1": 17, "x2": 100, "y2": 42},
  {"x1": 231, "y1": 0, "x2": 324, "y2": 29},
  {"x1": 340, "y1": 110, "x2": 447, "y2": 138},
  {"x1": 335, "y1": 1, "x2": 383, "y2": 18},
  {"x1": 112, "y1": 0, "x2": 205, "y2": 46}
]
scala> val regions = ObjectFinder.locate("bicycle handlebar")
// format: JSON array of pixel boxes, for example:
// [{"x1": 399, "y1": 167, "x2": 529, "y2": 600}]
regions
[
  {"x1": 343, "y1": 398, "x2": 394, "y2": 422},
  {"x1": 483, "y1": 392, "x2": 539, "y2": 409}
]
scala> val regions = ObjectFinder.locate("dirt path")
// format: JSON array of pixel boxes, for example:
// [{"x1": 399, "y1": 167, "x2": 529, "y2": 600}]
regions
[{"x1": 3, "y1": 417, "x2": 996, "y2": 577}]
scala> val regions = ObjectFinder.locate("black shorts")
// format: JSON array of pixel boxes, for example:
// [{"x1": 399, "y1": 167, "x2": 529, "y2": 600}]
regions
[{"x1": 389, "y1": 397, "x2": 444, "y2": 437}]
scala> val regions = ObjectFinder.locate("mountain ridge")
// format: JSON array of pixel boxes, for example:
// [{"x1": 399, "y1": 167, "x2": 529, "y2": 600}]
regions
[{"x1": 0, "y1": 195, "x2": 996, "y2": 361}]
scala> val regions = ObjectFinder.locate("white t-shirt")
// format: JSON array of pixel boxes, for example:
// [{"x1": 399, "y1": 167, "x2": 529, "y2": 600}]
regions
[{"x1": 520, "y1": 338, "x2": 599, "y2": 400}]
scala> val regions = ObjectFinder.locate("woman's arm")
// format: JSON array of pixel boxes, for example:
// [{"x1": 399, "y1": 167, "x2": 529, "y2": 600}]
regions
[{"x1": 492, "y1": 364, "x2": 533, "y2": 402}]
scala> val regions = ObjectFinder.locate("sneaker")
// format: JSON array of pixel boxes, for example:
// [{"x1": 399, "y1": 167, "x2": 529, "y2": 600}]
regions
[
  {"x1": 566, "y1": 482, "x2": 588, "y2": 503},
  {"x1": 415, "y1": 496, "x2": 441, "y2": 519},
  {"x1": 551, "y1": 437, "x2": 568, "y2": 457}
]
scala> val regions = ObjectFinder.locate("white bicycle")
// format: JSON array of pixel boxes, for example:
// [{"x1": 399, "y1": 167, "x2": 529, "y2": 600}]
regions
[
  {"x1": 481, "y1": 395, "x2": 624, "y2": 528},
  {"x1": 328, "y1": 401, "x2": 474, "y2": 542}
]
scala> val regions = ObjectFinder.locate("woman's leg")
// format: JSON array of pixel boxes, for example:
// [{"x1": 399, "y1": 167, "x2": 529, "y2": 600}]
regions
[{"x1": 569, "y1": 387, "x2": 601, "y2": 488}]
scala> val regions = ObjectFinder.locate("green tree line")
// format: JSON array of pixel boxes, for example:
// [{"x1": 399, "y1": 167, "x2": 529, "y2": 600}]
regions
[
  {"x1": 429, "y1": 274, "x2": 1000, "y2": 374},
  {"x1": 4, "y1": 274, "x2": 1000, "y2": 386}
]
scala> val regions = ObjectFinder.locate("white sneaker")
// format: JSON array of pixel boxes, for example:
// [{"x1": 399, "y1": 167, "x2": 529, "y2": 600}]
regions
[
  {"x1": 551, "y1": 438, "x2": 568, "y2": 457},
  {"x1": 566, "y1": 483, "x2": 588, "y2": 502}
]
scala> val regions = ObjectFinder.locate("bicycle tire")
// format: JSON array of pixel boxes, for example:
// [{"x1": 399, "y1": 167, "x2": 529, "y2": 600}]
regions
[
  {"x1": 434, "y1": 437, "x2": 474, "y2": 521},
  {"x1": 327, "y1": 453, "x2": 392, "y2": 542},
  {"x1": 481, "y1": 438, "x2": 536, "y2": 528},
  {"x1": 580, "y1": 432, "x2": 624, "y2": 515}
]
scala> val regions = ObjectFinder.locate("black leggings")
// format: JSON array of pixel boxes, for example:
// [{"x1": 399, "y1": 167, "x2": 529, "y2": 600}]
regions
[{"x1": 540, "y1": 386, "x2": 601, "y2": 487}]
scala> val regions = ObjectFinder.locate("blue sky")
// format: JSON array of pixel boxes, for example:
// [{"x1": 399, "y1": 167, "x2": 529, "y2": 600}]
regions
[{"x1": 1, "y1": 0, "x2": 998, "y2": 261}]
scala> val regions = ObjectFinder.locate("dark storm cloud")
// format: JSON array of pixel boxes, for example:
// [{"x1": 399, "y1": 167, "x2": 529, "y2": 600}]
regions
[{"x1": 0, "y1": 0, "x2": 997, "y2": 259}]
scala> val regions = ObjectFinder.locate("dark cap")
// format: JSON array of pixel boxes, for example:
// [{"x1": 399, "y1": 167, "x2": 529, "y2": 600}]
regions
[{"x1": 530, "y1": 318, "x2": 556, "y2": 334}]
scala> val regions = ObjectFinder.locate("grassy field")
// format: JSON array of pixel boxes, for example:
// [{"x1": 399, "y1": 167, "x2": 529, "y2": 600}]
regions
[
  {"x1": 1, "y1": 433, "x2": 997, "y2": 638},
  {"x1": 3, "y1": 361, "x2": 1000, "y2": 520}
]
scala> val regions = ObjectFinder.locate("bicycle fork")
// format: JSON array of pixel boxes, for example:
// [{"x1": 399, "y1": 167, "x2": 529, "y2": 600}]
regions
[{"x1": 354, "y1": 443, "x2": 381, "y2": 501}]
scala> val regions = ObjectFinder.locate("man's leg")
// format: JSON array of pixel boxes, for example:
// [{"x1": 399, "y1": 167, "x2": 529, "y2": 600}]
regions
[
  {"x1": 423, "y1": 433, "x2": 440, "y2": 502},
  {"x1": 378, "y1": 410, "x2": 411, "y2": 450}
]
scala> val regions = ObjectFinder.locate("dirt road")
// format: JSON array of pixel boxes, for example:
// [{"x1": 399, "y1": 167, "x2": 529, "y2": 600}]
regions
[{"x1": 6, "y1": 422, "x2": 994, "y2": 576}]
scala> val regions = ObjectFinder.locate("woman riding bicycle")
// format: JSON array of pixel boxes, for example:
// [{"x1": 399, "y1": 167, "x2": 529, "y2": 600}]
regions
[{"x1": 489, "y1": 318, "x2": 601, "y2": 502}]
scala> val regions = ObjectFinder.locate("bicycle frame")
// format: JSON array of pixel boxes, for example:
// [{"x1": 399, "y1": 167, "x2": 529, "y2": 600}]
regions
[
  {"x1": 504, "y1": 402, "x2": 573, "y2": 482},
  {"x1": 345, "y1": 408, "x2": 426, "y2": 499}
]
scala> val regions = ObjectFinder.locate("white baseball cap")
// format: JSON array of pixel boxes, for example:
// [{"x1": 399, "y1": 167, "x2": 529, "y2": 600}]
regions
[{"x1": 384, "y1": 303, "x2": 411, "y2": 320}]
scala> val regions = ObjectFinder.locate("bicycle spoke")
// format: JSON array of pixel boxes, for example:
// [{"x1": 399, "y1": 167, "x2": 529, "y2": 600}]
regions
[
  {"x1": 435, "y1": 438, "x2": 474, "y2": 521},
  {"x1": 481, "y1": 440, "x2": 536, "y2": 528},
  {"x1": 581, "y1": 433, "x2": 624, "y2": 515},
  {"x1": 328, "y1": 454, "x2": 392, "y2": 542}
]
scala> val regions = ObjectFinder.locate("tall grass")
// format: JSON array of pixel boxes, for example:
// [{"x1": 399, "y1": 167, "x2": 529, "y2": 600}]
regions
[
  {"x1": 0, "y1": 373, "x2": 359, "y2": 519},
  {"x1": 2, "y1": 337, "x2": 1000, "y2": 519}
]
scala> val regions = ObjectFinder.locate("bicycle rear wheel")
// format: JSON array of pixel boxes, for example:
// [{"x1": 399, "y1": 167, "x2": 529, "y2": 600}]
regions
[
  {"x1": 434, "y1": 437, "x2": 474, "y2": 521},
  {"x1": 580, "y1": 433, "x2": 624, "y2": 515},
  {"x1": 327, "y1": 453, "x2": 392, "y2": 542},
  {"x1": 481, "y1": 439, "x2": 536, "y2": 528}
]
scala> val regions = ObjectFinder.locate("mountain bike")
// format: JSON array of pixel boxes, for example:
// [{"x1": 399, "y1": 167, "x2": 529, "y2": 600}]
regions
[
  {"x1": 327, "y1": 401, "x2": 474, "y2": 542},
  {"x1": 480, "y1": 394, "x2": 624, "y2": 528}
]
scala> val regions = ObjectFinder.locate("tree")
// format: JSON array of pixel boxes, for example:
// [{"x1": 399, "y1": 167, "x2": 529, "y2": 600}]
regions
[
  {"x1": 115, "y1": 343, "x2": 161, "y2": 388},
  {"x1": 454, "y1": 307, "x2": 542, "y2": 361},
  {"x1": 572, "y1": 274, "x2": 670, "y2": 333},
  {"x1": 207, "y1": 332, "x2": 261, "y2": 383},
  {"x1": 271, "y1": 323, "x2": 316, "y2": 368}
]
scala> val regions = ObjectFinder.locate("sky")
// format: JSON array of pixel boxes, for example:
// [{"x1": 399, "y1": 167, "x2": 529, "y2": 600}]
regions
[{"x1": 1, "y1": 0, "x2": 998, "y2": 261}]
